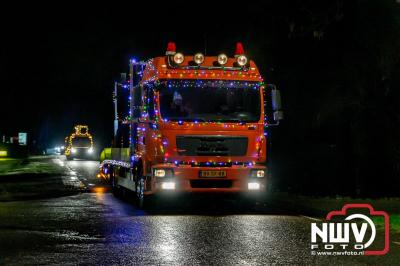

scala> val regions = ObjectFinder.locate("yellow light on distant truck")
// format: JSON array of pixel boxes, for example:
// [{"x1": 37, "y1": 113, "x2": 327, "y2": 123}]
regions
[{"x1": 0, "y1": 150, "x2": 7, "y2": 157}]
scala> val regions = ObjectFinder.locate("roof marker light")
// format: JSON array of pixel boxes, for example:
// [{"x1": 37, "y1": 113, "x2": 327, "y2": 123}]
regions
[
  {"x1": 237, "y1": 55, "x2": 248, "y2": 66},
  {"x1": 173, "y1": 53, "x2": 185, "y2": 65},
  {"x1": 194, "y1": 53, "x2": 205, "y2": 65},
  {"x1": 166, "y1": 42, "x2": 176, "y2": 55},
  {"x1": 234, "y1": 42, "x2": 245, "y2": 56},
  {"x1": 217, "y1": 54, "x2": 228, "y2": 65}
]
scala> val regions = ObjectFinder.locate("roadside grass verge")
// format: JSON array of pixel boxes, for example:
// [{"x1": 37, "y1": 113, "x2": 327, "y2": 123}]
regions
[
  {"x1": 372, "y1": 215, "x2": 400, "y2": 233},
  {"x1": 0, "y1": 156, "x2": 82, "y2": 201},
  {"x1": 0, "y1": 156, "x2": 63, "y2": 176}
]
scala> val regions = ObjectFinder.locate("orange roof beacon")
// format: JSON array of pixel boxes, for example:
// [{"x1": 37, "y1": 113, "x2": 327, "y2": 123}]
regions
[{"x1": 99, "y1": 42, "x2": 284, "y2": 208}]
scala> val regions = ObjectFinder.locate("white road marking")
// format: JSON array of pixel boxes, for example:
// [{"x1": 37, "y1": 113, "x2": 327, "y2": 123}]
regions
[{"x1": 299, "y1": 215, "x2": 322, "y2": 222}]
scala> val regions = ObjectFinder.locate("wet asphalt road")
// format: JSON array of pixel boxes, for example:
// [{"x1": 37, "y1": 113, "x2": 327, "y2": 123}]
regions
[{"x1": 0, "y1": 156, "x2": 398, "y2": 265}]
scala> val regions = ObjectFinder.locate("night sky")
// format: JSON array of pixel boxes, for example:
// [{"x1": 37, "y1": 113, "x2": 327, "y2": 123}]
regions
[
  {"x1": 2, "y1": 1, "x2": 400, "y2": 195},
  {"x1": 1, "y1": 3, "x2": 281, "y2": 148}
]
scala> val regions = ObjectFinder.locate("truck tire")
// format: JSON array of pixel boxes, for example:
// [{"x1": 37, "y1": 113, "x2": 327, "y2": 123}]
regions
[
  {"x1": 135, "y1": 177, "x2": 145, "y2": 208},
  {"x1": 111, "y1": 168, "x2": 122, "y2": 197},
  {"x1": 135, "y1": 165, "x2": 153, "y2": 209}
]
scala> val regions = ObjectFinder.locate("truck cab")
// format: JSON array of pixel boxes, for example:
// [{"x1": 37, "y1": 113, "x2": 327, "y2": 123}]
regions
[
  {"x1": 65, "y1": 125, "x2": 95, "y2": 160},
  {"x1": 100, "y1": 42, "x2": 283, "y2": 207}
]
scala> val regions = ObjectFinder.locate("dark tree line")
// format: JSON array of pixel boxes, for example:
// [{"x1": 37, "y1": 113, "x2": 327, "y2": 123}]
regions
[{"x1": 265, "y1": 0, "x2": 400, "y2": 197}]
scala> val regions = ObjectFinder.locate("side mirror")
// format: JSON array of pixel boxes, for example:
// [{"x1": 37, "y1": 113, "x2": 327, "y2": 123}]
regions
[
  {"x1": 273, "y1": 110, "x2": 284, "y2": 121},
  {"x1": 264, "y1": 85, "x2": 284, "y2": 125},
  {"x1": 270, "y1": 86, "x2": 283, "y2": 122},
  {"x1": 271, "y1": 89, "x2": 282, "y2": 111}
]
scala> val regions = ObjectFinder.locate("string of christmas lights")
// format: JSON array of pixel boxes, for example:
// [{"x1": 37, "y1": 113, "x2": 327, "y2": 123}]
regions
[{"x1": 113, "y1": 58, "x2": 269, "y2": 166}]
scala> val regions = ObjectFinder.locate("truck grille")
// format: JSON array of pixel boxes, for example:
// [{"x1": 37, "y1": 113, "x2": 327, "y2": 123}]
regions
[
  {"x1": 190, "y1": 180, "x2": 233, "y2": 188},
  {"x1": 176, "y1": 135, "x2": 248, "y2": 156}
]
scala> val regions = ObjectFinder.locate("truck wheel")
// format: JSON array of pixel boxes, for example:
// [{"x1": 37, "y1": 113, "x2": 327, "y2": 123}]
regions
[
  {"x1": 135, "y1": 177, "x2": 145, "y2": 208},
  {"x1": 111, "y1": 170, "x2": 122, "y2": 197},
  {"x1": 66, "y1": 156, "x2": 72, "y2": 161}
]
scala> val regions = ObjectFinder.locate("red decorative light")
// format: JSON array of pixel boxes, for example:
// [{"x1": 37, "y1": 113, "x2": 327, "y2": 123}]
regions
[
  {"x1": 166, "y1": 42, "x2": 176, "y2": 55},
  {"x1": 234, "y1": 42, "x2": 245, "y2": 56}
]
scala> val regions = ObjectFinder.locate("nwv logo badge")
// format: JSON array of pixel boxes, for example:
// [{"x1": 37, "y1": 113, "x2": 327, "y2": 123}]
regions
[{"x1": 310, "y1": 204, "x2": 389, "y2": 256}]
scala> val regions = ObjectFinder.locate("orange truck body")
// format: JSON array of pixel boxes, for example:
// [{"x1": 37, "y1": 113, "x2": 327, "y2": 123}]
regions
[{"x1": 100, "y1": 44, "x2": 275, "y2": 200}]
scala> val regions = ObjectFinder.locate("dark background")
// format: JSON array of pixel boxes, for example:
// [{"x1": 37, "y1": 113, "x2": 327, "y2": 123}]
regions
[{"x1": 1, "y1": 1, "x2": 400, "y2": 196}]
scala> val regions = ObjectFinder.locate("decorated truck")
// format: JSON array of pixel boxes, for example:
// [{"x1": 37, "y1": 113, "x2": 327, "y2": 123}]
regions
[
  {"x1": 99, "y1": 42, "x2": 283, "y2": 207},
  {"x1": 65, "y1": 125, "x2": 95, "y2": 160}
]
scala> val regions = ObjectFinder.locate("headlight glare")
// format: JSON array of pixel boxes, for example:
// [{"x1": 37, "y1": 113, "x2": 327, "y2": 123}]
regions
[
  {"x1": 248, "y1": 182, "x2": 260, "y2": 190},
  {"x1": 161, "y1": 182, "x2": 175, "y2": 190}
]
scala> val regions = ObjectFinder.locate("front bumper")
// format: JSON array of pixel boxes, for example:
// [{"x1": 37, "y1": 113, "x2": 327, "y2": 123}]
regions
[
  {"x1": 148, "y1": 164, "x2": 267, "y2": 194},
  {"x1": 68, "y1": 148, "x2": 93, "y2": 159}
]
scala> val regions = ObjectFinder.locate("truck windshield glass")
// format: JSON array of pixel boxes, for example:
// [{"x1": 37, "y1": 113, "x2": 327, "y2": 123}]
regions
[
  {"x1": 158, "y1": 80, "x2": 261, "y2": 122},
  {"x1": 72, "y1": 137, "x2": 91, "y2": 147}
]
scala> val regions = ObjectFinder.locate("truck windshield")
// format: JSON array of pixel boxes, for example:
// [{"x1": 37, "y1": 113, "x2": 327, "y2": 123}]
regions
[
  {"x1": 72, "y1": 137, "x2": 91, "y2": 147},
  {"x1": 158, "y1": 80, "x2": 261, "y2": 122}
]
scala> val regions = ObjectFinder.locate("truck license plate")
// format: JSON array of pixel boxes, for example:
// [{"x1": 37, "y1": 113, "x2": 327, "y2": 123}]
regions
[{"x1": 199, "y1": 170, "x2": 226, "y2": 178}]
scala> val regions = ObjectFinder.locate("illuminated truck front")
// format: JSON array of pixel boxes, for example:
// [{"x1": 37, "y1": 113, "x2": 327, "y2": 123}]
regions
[
  {"x1": 70, "y1": 137, "x2": 94, "y2": 156},
  {"x1": 152, "y1": 79, "x2": 267, "y2": 193}
]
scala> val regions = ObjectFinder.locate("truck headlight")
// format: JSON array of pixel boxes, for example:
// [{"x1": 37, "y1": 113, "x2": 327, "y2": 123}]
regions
[
  {"x1": 250, "y1": 169, "x2": 265, "y2": 178},
  {"x1": 161, "y1": 182, "x2": 175, "y2": 190},
  {"x1": 88, "y1": 148, "x2": 93, "y2": 154},
  {"x1": 248, "y1": 182, "x2": 260, "y2": 190},
  {"x1": 71, "y1": 148, "x2": 77, "y2": 153}
]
